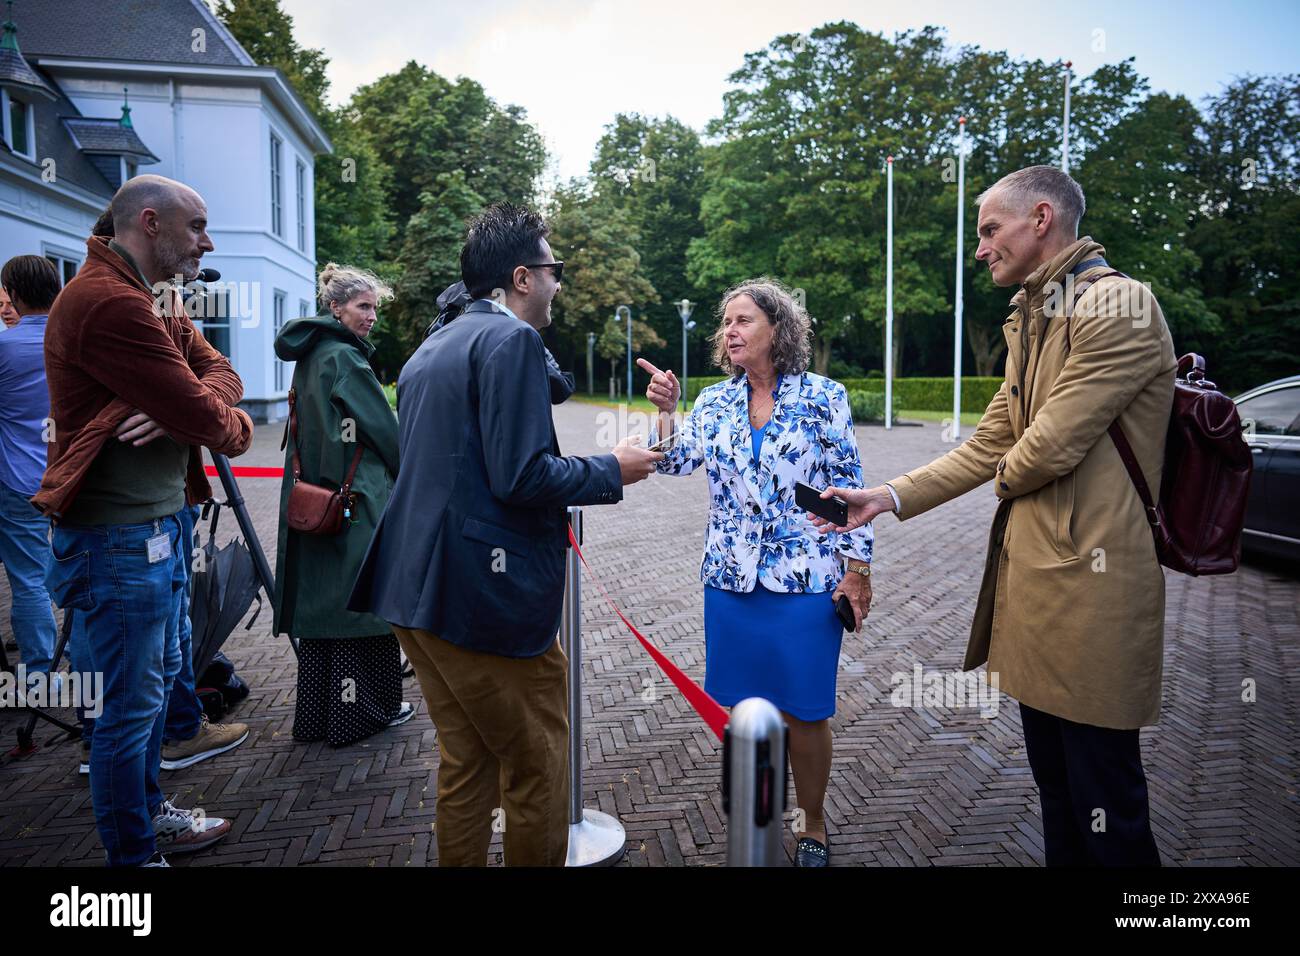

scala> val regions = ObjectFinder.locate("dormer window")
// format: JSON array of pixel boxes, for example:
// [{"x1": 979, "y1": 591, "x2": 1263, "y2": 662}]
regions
[
  {"x1": 1, "y1": 2, "x2": 53, "y2": 160},
  {"x1": 1, "y1": 87, "x2": 34, "y2": 158},
  {"x1": 61, "y1": 87, "x2": 159, "y2": 190}
]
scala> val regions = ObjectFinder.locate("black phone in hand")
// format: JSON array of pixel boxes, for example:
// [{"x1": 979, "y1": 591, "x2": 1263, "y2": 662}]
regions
[
  {"x1": 796, "y1": 481, "x2": 849, "y2": 526},
  {"x1": 835, "y1": 594, "x2": 856, "y2": 631}
]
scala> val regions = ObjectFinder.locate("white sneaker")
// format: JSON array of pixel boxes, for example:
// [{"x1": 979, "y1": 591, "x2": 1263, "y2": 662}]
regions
[
  {"x1": 151, "y1": 798, "x2": 231, "y2": 855},
  {"x1": 140, "y1": 851, "x2": 170, "y2": 867},
  {"x1": 387, "y1": 702, "x2": 415, "y2": 727}
]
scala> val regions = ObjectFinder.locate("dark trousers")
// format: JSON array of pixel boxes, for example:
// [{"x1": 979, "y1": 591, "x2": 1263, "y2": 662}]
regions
[{"x1": 1019, "y1": 702, "x2": 1161, "y2": 867}]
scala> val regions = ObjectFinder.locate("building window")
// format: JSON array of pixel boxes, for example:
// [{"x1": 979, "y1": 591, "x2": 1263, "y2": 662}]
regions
[
  {"x1": 196, "y1": 288, "x2": 232, "y2": 357},
  {"x1": 43, "y1": 249, "x2": 82, "y2": 287},
  {"x1": 299, "y1": 298, "x2": 311, "y2": 319},
  {"x1": 295, "y1": 159, "x2": 307, "y2": 252},
  {"x1": 270, "y1": 131, "x2": 283, "y2": 237},
  {"x1": 1, "y1": 90, "x2": 36, "y2": 160},
  {"x1": 120, "y1": 158, "x2": 138, "y2": 183},
  {"x1": 273, "y1": 290, "x2": 287, "y2": 391}
]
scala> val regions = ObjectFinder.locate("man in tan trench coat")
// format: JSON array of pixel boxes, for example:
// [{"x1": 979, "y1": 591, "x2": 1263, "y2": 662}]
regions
[{"x1": 816, "y1": 166, "x2": 1176, "y2": 866}]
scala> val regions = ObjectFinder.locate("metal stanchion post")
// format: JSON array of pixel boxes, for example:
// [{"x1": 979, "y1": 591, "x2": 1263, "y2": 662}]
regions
[
  {"x1": 723, "y1": 697, "x2": 788, "y2": 866},
  {"x1": 562, "y1": 506, "x2": 626, "y2": 866}
]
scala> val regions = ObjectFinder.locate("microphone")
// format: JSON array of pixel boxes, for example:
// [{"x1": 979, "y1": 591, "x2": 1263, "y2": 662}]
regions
[{"x1": 197, "y1": 268, "x2": 221, "y2": 283}]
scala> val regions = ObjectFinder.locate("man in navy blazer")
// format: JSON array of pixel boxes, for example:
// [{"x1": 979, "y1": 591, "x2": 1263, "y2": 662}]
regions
[{"x1": 349, "y1": 202, "x2": 662, "y2": 866}]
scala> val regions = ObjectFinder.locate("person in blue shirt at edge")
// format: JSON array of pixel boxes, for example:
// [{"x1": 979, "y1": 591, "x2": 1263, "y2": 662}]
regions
[
  {"x1": 0, "y1": 256, "x2": 62, "y2": 685},
  {"x1": 640, "y1": 277, "x2": 874, "y2": 868}
]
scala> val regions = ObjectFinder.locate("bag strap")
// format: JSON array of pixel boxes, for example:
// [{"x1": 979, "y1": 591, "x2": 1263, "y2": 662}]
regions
[
  {"x1": 1107, "y1": 420, "x2": 1161, "y2": 529},
  {"x1": 340, "y1": 441, "x2": 364, "y2": 495},
  {"x1": 1063, "y1": 257, "x2": 1127, "y2": 355},
  {"x1": 288, "y1": 386, "x2": 365, "y2": 492},
  {"x1": 288, "y1": 387, "x2": 304, "y2": 481}
]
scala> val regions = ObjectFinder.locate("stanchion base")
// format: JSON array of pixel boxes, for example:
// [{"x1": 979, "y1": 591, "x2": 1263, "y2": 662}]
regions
[{"x1": 565, "y1": 809, "x2": 626, "y2": 867}]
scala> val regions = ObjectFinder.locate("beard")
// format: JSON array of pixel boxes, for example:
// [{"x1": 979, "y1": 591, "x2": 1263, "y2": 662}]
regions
[{"x1": 155, "y1": 232, "x2": 200, "y2": 282}]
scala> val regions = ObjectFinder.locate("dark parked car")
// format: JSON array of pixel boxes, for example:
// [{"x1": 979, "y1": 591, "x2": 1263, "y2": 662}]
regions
[{"x1": 1235, "y1": 375, "x2": 1300, "y2": 562}]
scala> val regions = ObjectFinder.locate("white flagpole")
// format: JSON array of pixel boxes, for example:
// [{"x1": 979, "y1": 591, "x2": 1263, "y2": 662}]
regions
[
  {"x1": 885, "y1": 155, "x2": 894, "y2": 431},
  {"x1": 953, "y1": 117, "x2": 966, "y2": 440},
  {"x1": 1062, "y1": 61, "x2": 1072, "y2": 172}
]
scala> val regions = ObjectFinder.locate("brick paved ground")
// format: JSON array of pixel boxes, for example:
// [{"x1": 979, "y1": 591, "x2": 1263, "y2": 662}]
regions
[{"x1": 1, "y1": 401, "x2": 1296, "y2": 866}]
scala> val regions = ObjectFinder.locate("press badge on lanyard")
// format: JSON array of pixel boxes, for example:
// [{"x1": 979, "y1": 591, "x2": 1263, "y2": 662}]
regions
[{"x1": 146, "y1": 519, "x2": 170, "y2": 564}]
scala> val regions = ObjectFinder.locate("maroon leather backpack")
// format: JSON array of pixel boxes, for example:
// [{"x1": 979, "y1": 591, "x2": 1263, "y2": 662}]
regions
[
  {"x1": 1108, "y1": 354, "x2": 1253, "y2": 575},
  {"x1": 1067, "y1": 261, "x2": 1253, "y2": 575}
]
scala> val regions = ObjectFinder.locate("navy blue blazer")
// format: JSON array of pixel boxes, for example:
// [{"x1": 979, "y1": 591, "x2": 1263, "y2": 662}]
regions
[{"x1": 348, "y1": 299, "x2": 622, "y2": 656}]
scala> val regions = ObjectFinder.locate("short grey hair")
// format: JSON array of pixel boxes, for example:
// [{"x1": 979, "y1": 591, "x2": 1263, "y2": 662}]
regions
[
  {"x1": 711, "y1": 277, "x2": 812, "y2": 376},
  {"x1": 976, "y1": 165, "x2": 1086, "y2": 236},
  {"x1": 317, "y1": 262, "x2": 393, "y2": 311}
]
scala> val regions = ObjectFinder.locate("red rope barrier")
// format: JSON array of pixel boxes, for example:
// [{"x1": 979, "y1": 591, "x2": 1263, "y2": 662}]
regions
[
  {"x1": 200, "y1": 462, "x2": 726, "y2": 737},
  {"x1": 567, "y1": 525, "x2": 727, "y2": 740},
  {"x1": 203, "y1": 465, "x2": 284, "y2": 478}
]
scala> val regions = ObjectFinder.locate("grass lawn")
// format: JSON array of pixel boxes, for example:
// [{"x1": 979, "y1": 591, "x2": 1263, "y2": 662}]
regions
[{"x1": 897, "y1": 408, "x2": 983, "y2": 427}]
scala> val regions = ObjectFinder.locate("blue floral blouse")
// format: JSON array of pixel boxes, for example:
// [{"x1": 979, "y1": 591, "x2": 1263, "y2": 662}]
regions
[{"x1": 651, "y1": 371, "x2": 874, "y2": 594}]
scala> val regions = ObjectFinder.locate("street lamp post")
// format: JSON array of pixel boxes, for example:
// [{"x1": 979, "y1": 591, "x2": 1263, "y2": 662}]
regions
[
  {"x1": 616, "y1": 305, "x2": 632, "y2": 401},
  {"x1": 586, "y1": 332, "x2": 596, "y2": 395},
  {"x1": 954, "y1": 116, "x2": 967, "y2": 441},
  {"x1": 885, "y1": 154, "x2": 894, "y2": 431},
  {"x1": 1062, "y1": 61, "x2": 1072, "y2": 172},
  {"x1": 676, "y1": 298, "x2": 696, "y2": 412}
]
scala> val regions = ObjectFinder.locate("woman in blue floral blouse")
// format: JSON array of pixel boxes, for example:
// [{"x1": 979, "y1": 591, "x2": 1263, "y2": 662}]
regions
[{"x1": 639, "y1": 277, "x2": 874, "y2": 867}]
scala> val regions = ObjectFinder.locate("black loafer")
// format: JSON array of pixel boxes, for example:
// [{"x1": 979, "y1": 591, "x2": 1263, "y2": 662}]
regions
[{"x1": 795, "y1": 835, "x2": 830, "y2": 868}]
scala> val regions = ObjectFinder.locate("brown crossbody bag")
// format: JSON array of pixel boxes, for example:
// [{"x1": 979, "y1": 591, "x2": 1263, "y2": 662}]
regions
[{"x1": 283, "y1": 387, "x2": 363, "y2": 535}]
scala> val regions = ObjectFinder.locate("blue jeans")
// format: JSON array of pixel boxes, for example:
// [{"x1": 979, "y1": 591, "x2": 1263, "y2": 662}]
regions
[
  {"x1": 46, "y1": 513, "x2": 186, "y2": 867},
  {"x1": 0, "y1": 481, "x2": 57, "y2": 674},
  {"x1": 72, "y1": 504, "x2": 204, "y2": 746}
]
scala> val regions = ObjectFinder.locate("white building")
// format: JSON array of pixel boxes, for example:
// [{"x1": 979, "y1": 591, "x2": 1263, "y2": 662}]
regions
[{"x1": 0, "y1": 0, "x2": 331, "y2": 422}]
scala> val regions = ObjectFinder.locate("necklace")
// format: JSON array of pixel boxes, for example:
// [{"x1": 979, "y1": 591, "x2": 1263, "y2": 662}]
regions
[{"x1": 747, "y1": 378, "x2": 776, "y2": 428}]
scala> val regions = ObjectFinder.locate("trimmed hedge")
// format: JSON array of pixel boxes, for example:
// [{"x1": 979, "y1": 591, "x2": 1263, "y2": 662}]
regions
[
  {"x1": 847, "y1": 390, "x2": 900, "y2": 425},
  {"x1": 686, "y1": 374, "x2": 1002, "y2": 413},
  {"x1": 839, "y1": 377, "x2": 1002, "y2": 414}
]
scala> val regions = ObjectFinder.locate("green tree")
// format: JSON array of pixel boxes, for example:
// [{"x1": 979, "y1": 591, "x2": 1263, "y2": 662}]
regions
[
  {"x1": 313, "y1": 115, "x2": 394, "y2": 275},
  {"x1": 348, "y1": 62, "x2": 545, "y2": 233},
  {"x1": 213, "y1": 0, "x2": 329, "y2": 113},
  {"x1": 214, "y1": 0, "x2": 393, "y2": 277},
  {"x1": 1187, "y1": 74, "x2": 1300, "y2": 391},
  {"x1": 544, "y1": 183, "x2": 660, "y2": 385},
  {"x1": 1075, "y1": 92, "x2": 1217, "y2": 349},
  {"x1": 369, "y1": 172, "x2": 485, "y2": 379},
  {"x1": 588, "y1": 114, "x2": 707, "y2": 368}
]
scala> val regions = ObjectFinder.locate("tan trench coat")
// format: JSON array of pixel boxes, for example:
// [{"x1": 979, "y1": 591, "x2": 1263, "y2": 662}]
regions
[{"x1": 890, "y1": 238, "x2": 1177, "y2": 729}]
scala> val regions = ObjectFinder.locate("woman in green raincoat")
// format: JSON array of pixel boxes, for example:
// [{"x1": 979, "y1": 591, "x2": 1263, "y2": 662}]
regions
[{"x1": 273, "y1": 263, "x2": 412, "y2": 745}]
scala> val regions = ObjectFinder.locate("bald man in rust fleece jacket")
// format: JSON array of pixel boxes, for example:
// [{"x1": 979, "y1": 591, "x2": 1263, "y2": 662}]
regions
[{"x1": 39, "y1": 174, "x2": 251, "y2": 867}]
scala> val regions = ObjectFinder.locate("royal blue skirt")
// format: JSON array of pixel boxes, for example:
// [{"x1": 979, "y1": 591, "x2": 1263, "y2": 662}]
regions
[{"x1": 702, "y1": 584, "x2": 845, "y2": 721}]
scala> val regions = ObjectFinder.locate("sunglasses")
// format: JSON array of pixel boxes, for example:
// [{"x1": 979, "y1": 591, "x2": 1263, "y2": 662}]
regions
[{"x1": 525, "y1": 261, "x2": 564, "y2": 283}]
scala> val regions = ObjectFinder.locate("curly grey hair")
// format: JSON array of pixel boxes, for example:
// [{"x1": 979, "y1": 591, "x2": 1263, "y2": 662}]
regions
[
  {"x1": 710, "y1": 277, "x2": 812, "y2": 376},
  {"x1": 317, "y1": 262, "x2": 394, "y2": 312}
]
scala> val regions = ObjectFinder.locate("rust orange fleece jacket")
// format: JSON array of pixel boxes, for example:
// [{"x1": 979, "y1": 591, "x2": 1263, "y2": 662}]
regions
[{"x1": 33, "y1": 236, "x2": 253, "y2": 519}]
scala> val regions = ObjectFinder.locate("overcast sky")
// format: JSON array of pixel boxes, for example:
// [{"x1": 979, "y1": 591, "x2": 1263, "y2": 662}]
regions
[{"x1": 279, "y1": 0, "x2": 1299, "y2": 181}]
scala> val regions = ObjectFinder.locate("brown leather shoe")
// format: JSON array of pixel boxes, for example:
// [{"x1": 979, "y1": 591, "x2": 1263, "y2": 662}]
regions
[{"x1": 161, "y1": 714, "x2": 249, "y2": 770}]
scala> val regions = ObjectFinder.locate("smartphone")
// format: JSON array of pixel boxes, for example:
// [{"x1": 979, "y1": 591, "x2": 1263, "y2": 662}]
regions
[
  {"x1": 835, "y1": 594, "x2": 856, "y2": 631},
  {"x1": 795, "y1": 481, "x2": 849, "y2": 526}
]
